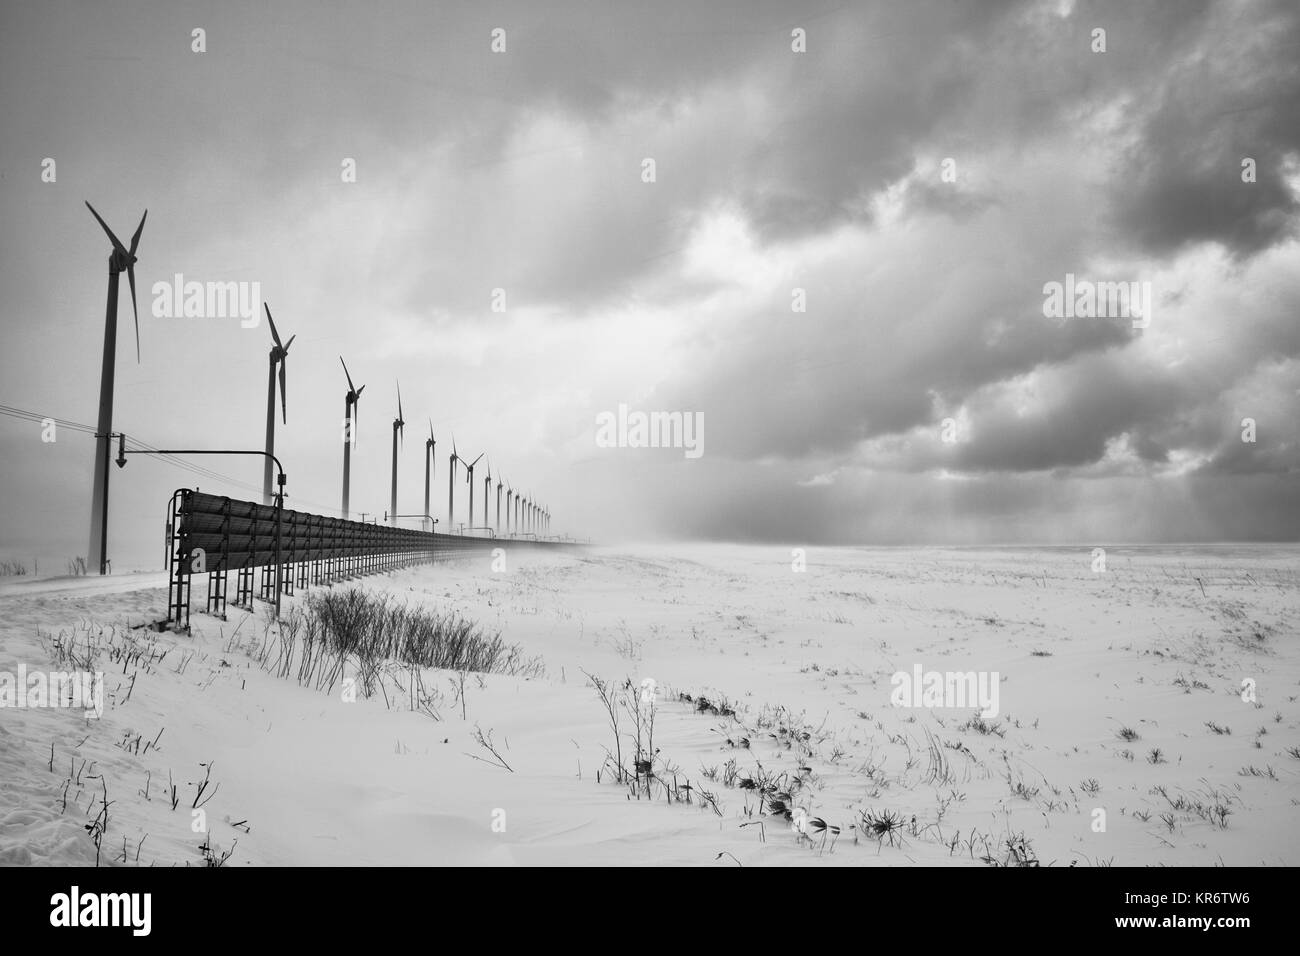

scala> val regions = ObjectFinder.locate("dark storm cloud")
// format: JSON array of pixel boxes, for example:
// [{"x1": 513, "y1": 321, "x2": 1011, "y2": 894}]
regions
[
  {"x1": 721, "y1": 0, "x2": 1034, "y2": 243},
  {"x1": 949, "y1": 352, "x2": 1190, "y2": 473},
  {"x1": 384, "y1": 0, "x2": 1063, "y2": 311},
  {"x1": 624, "y1": 0, "x2": 1300, "y2": 492},
  {"x1": 642, "y1": 223, "x2": 1136, "y2": 464},
  {"x1": 1202, "y1": 434, "x2": 1300, "y2": 475},
  {"x1": 1106, "y1": 0, "x2": 1300, "y2": 258}
]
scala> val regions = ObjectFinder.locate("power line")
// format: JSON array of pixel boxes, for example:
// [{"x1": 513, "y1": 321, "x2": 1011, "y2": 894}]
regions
[
  {"x1": 0, "y1": 401, "x2": 344, "y2": 516},
  {"x1": 0, "y1": 403, "x2": 99, "y2": 436},
  {"x1": 0, "y1": 401, "x2": 262, "y2": 492}
]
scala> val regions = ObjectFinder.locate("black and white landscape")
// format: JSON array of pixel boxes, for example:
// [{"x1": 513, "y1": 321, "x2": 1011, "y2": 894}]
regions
[{"x1": 0, "y1": 1, "x2": 1297, "y2": 869}]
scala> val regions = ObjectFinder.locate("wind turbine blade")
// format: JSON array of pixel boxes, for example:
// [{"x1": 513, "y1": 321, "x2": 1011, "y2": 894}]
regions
[
  {"x1": 397, "y1": 381, "x2": 404, "y2": 423},
  {"x1": 84, "y1": 201, "x2": 128, "y2": 256},
  {"x1": 340, "y1": 356, "x2": 356, "y2": 393},
  {"x1": 265, "y1": 304, "x2": 283, "y2": 348},
  {"x1": 126, "y1": 210, "x2": 145, "y2": 364},
  {"x1": 279, "y1": 359, "x2": 288, "y2": 424},
  {"x1": 283, "y1": 334, "x2": 295, "y2": 352},
  {"x1": 126, "y1": 265, "x2": 140, "y2": 362},
  {"x1": 128, "y1": 209, "x2": 147, "y2": 256}
]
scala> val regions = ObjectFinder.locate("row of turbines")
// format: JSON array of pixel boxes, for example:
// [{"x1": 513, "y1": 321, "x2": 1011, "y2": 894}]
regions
[
  {"x1": 326, "y1": 354, "x2": 548, "y2": 537},
  {"x1": 85, "y1": 202, "x2": 551, "y2": 574}
]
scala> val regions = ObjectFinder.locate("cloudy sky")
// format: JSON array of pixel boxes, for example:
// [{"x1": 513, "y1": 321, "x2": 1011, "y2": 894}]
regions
[{"x1": 1, "y1": 0, "x2": 1297, "y2": 568}]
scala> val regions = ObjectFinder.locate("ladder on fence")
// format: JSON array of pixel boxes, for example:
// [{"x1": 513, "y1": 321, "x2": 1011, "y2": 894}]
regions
[{"x1": 166, "y1": 490, "x2": 191, "y2": 630}]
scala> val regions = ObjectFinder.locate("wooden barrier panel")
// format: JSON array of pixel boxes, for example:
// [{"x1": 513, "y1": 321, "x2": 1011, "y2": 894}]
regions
[{"x1": 166, "y1": 489, "x2": 570, "y2": 628}]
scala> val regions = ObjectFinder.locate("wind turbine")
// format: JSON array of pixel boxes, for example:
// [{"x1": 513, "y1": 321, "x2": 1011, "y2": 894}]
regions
[
  {"x1": 340, "y1": 357, "x2": 365, "y2": 519},
  {"x1": 423, "y1": 419, "x2": 436, "y2": 533},
  {"x1": 505, "y1": 483, "x2": 513, "y2": 535},
  {"x1": 465, "y1": 452, "x2": 484, "y2": 531},
  {"x1": 390, "y1": 381, "x2": 405, "y2": 526},
  {"x1": 261, "y1": 304, "x2": 295, "y2": 505},
  {"x1": 85, "y1": 201, "x2": 146, "y2": 575},
  {"x1": 448, "y1": 435, "x2": 459, "y2": 532},
  {"x1": 483, "y1": 459, "x2": 492, "y2": 530},
  {"x1": 496, "y1": 473, "x2": 504, "y2": 535}
]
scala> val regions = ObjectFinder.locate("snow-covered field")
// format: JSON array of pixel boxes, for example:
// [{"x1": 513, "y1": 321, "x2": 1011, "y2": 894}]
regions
[{"x1": 1, "y1": 544, "x2": 1297, "y2": 867}]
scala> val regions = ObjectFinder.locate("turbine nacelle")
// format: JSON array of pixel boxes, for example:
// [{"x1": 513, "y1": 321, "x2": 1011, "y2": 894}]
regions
[
  {"x1": 340, "y1": 357, "x2": 366, "y2": 442},
  {"x1": 264, "y1": 304, "x2": 295, "y2": 424}
]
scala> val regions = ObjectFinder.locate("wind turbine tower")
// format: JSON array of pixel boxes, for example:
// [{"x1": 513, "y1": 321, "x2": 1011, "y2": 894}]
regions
[
  {"x1": 261, "y1": 304, "x2": 294, "y2": 505},
  {"x1": 85, "y1": 201, "x2": 146, "y2": 575},
  {"x1": 390, "y1": 382, "x2": 405, "y2": 526},
  {"x1": 424, "y1": 420, "x2": 436, "y2": 532},
  {"x1": 340, "y1": 357, "x2": 365, "y2": 519}
]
